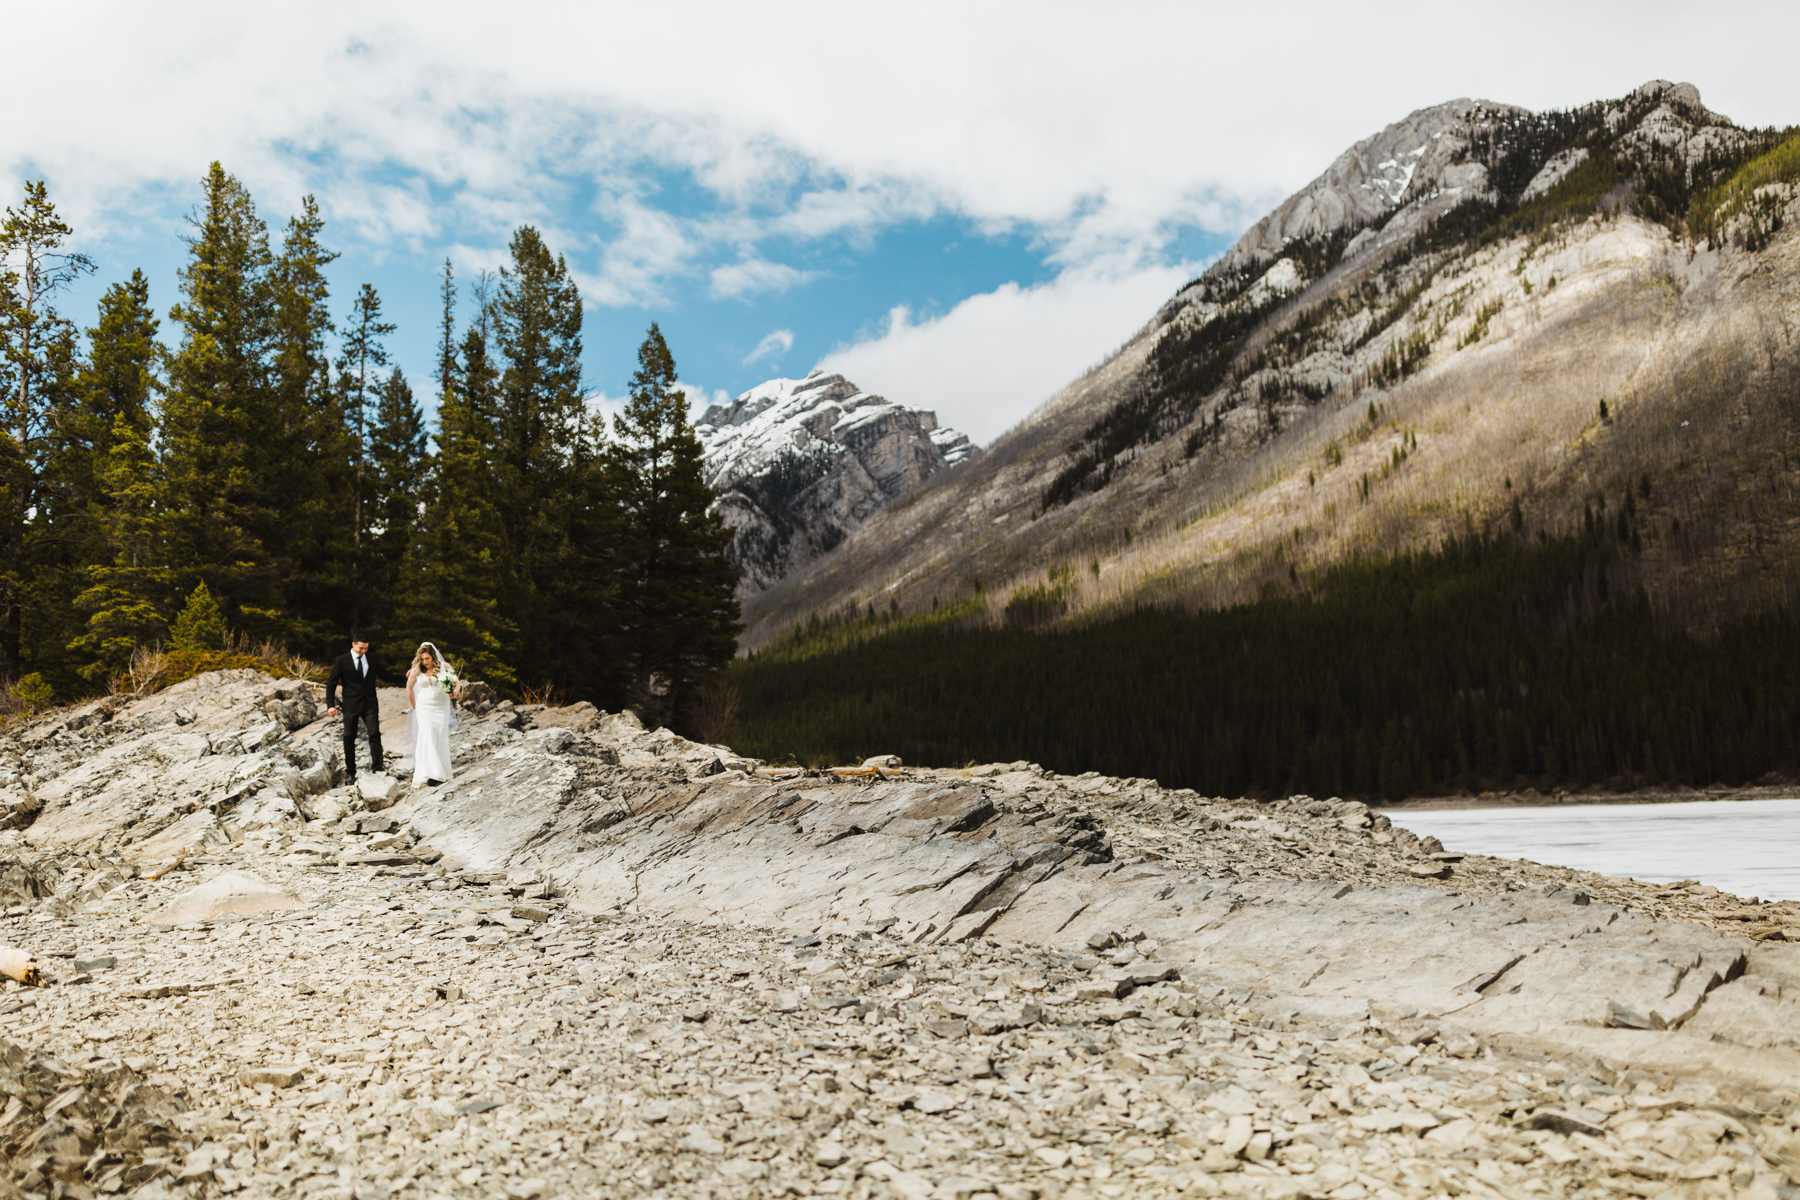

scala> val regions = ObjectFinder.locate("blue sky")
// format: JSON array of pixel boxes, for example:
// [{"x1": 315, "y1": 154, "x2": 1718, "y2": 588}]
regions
[
  {"x1": 11, "y1": 2, "x2": 1796, "y2": 443},
  {"x1": 53, "y1": 169, "x2": 1225, "y2": 443}
]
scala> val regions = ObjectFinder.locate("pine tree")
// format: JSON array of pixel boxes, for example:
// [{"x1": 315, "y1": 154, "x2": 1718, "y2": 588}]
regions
[
  {"x1": 160, "y1": 163, "x2": 280, "y2": 635},
  {"x1": 76, "y1": 270, "x2": 159, "y2": 449},
  {"x1": 0, "y1": 180, "x2": 94, "y2": 684},
  {"x1": 19, "y1": 319, "x2": 85, "y2": 689},
  {"x1": 461, "y1": 274, "x2": 501, "y2": 433},
  {"x1": 269, "y1": 197, "x2": 354, "y2": 646},
  {"x1": 337, "y1": 282, "x2": 394, "y2": 560},
  {"x1": 64, "y1": 272, "x2": 167, "y2": 681},
  {"x1": 46, "y1": 272, "x2": 160, "y2": 576},
  {"x1": 546, "y1": 395, "x2": 626, "y2": 703},
  {"x1": 392, "y1": 270, "x2": 516, "y2": 689},
  {"x1": 366, "y1": 366, "x2": 427, "y2": 631},
  {"x1": 611, "y1": 323, "x2": 739, "y2": 726},
  {"x1": 70, "y1": 412, "x2": 171, "y2": 680},
  {"x1": 491, "y1": 227, "x2": 584, "y2": 687},
  {"x1": 170, "y1": 580, "x2": 227, "y2": 651}
]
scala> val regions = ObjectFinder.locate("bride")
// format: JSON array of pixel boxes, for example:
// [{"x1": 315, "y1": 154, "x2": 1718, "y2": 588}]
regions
[{"x1": 405, "y1": 642, "x2": 458, "y2": 786}]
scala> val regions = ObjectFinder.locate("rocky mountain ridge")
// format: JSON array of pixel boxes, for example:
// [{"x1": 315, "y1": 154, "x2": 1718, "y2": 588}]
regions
[
  {"x1": 3, "y1": 670, "x2": 1799, "y2": 1195},
  {"x1": 744, "y1": 80, "x2": 1800, "y2": 645},
  {"x1": 1209, "y1": 96, "x2": 1516, "y2": 277},
  {"x1": 695, "y1": 371, "x2": 973, "y2": 596}
]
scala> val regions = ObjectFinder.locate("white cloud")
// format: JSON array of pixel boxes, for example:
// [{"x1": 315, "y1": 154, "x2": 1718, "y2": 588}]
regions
[
  {"x1": 822, "y1": 260, "x2": 1200, "y2": 445},
  {"x1": 445, "y1": 241, "x2": 513, "y2": 279},
  {"x1": 584, "y1": 389, "x2": 626, "y2": 427},
  {"x1": 768, "y1": 182, "x2": 939, "y2": 243},
  {"x1": 742, "y1": 328, "x2": 796, "y2": 367},
  {"x1": 11, "y1": 1, "x2": 1794, "y2": 271},
  {"x1": 711, "y1": 259, "x2": 814, "y2": 300},
  {"x1": 576, "y1": 195, "x2": 699, "y2": 308}
]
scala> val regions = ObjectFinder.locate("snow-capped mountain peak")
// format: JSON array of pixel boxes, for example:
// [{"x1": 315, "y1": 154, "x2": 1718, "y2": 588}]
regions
[{"x1": 695, "y1": 369, "x2": 974, "y2": 595}]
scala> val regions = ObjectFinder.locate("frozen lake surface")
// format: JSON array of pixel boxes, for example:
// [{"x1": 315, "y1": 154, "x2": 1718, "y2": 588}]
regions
[{"x1": 1388, "y1": 798, "x2": 1800, "y2": 901}]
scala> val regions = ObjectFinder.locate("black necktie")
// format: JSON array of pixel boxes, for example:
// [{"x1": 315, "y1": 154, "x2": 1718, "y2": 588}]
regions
[{"x1": 357, "y1": 655, "x2": 366, "y2": 677}]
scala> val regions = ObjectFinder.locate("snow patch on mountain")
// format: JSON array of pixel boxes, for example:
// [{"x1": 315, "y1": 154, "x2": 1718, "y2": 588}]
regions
[{"x1": 696, "y1": 370, "x2": 974, "y2": 595}]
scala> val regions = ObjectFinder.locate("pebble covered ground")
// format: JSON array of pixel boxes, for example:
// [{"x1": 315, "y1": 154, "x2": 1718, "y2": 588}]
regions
[
  {"x1": 3, "y1": 673, "x2": 1799, "y2": 1198},
  {"x1": 4, "y1": 823, "x2": 1800, "y2": 1199}
]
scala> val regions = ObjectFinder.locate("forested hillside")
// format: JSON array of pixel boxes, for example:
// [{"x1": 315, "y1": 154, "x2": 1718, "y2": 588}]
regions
[
  {"x1": 730, "y1": 81, "x2": 1800, "y2": 798},
  {"x1": 732, "y1": 527, "x2": 1800, "y2": 798},
  {"x1": 0, "y1": 168, "x2": 737, "y2": 727}
]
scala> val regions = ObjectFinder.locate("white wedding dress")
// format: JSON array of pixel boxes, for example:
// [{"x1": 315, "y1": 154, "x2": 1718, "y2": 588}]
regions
[{"x1": 410, "y1": 665, "x2": 455, "y2": 785}]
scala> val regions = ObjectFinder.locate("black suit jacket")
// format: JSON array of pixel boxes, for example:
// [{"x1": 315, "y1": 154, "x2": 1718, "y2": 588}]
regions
[{"x1": 325, "y1": 651, "x2": 390, "y2": 717}]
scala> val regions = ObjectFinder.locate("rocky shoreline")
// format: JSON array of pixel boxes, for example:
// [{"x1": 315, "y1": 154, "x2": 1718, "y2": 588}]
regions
[{"x1": 3, "y1": 670, "x2": 1798, "y2": 1197}]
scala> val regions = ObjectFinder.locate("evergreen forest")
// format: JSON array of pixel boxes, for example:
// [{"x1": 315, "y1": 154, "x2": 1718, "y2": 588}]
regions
[
  {"x1": 0, "y1": 169, "x2": 739, "y2": 728},
  {"x1": 731, "y1": 529, "x2": 1800, "y2": 800}
]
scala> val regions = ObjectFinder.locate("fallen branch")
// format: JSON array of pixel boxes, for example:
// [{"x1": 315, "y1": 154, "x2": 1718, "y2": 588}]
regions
[
  {"x1": 825, "y1": 766, "x2": 901, "y2": 780},
  {"x1": 0, "y1": 945, "x2": 42, "y2": 986}
]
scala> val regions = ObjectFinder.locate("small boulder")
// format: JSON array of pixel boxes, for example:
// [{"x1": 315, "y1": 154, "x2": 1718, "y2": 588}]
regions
[
  {"x1": 308, "y1": 794, "x2": 347, "y2": 824},
  {"x1": 357, "y1": 773, "x2": 399, "y2": 809},
  {"x1": 457, "y1": 681, "x2": 499, "y2": 715},
  {"x1": 148, "y1": 871, "x2": 304, "y2": 926},
  {"x1": 862, "y1": 754, "x2": 903, "y2": 769},
  {"x1": 231, "y1": 789, "x2": 299, "y2": 830},
  {"x1": 280, "y1": 762, "x2": 333, "y2": 799},
  {"x1": 239, "y1": 720, "x2": 286, "y2": 750},
  {"x1": 532, "y1": 729, "x2": 577, "y2": 756},
  {"x1": 533, "y1": 701, "x2": 599, "y2": 732},
  {"x1": 260, "y1": 687, "x2": 319, "y2": 731}
]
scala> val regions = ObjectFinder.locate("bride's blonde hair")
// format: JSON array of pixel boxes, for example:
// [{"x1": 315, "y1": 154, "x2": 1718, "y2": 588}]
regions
[{"x1": 413, "y1": 644, "x2": 438, "y2": 673}]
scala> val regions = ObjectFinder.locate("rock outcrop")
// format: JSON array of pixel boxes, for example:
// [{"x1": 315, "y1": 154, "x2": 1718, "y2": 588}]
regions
[
  {"x1": 3, "y1": 671, "x2": 1799, "y2": 1196},
  {"x1": 697, "y1": 370, "x2": 974, "y2": 596},
  {"x1": 1209, "y1": 97, "x2": 1515, "y2": 278}
]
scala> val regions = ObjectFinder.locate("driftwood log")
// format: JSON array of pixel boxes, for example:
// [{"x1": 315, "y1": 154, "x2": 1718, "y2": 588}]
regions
[
  {"x1": 0, "y1": 945, "x2": 42, "y2": 986},
  {"x1": 751, "y1": 765, "x2": 906, "y2": 782}
]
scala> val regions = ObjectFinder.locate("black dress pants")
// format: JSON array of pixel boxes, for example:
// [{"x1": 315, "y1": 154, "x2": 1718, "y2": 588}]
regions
[{"x1": 342, "y1": 706, "x2": 383, "y2": 778}]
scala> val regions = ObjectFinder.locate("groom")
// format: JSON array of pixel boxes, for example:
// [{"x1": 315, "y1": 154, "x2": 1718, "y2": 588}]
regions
[{"x1": 324, "y1": 633, "x2": 387, "y2": 785}]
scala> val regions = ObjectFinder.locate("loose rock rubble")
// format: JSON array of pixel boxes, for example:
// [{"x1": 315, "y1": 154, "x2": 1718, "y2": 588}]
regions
[
  {"x1": 0, "y1": 1038, "x2": 190, "y2": 1199},
  {"x1": 3, "y1": 671, "x2": 1799, "y2": 1198}
]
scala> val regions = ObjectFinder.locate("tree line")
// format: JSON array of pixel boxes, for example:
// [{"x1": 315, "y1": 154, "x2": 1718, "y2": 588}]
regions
[
  {"x1": 0, "y1": 168, "x2": 738, "y2": 726},
  {"x1": 731, "y1": 529, "x2": 1800, "y2": 799}
]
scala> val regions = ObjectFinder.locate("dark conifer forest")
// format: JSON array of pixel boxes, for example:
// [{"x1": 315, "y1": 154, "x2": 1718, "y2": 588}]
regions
[
  {"x1": 0, "y1": 169, "x2": 739, "y2": 728},
  {"x1": 731, "y1": 530, "x2": 1800, "y2": 800}
]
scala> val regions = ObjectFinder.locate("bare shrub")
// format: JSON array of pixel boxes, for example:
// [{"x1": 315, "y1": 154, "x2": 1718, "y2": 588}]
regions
[
  {"x1": 519, "y1": 682, "x2": 567, "y2": 707},
  {"x1": 107, "y1": 634, "x2": 324, "y2": 698},
  {"x1": 687, "y1": 672, "x2": 741, "y2": 746}
]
